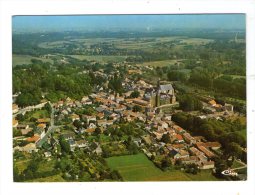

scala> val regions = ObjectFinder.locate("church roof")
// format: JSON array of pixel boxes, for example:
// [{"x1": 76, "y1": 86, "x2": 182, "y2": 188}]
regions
[{"x1": 159, "y1": 84, "x2": 173, "y2": 91}]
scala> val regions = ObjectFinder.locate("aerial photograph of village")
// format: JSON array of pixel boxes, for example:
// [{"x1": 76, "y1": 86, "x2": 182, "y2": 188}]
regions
[{"x1": 12, "y1": 15, "x2": 246, "y2": 182}]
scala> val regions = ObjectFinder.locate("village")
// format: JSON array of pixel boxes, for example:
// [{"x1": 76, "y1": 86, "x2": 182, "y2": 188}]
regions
[{"x1": 12, "y1": 63, "x2": 246, "y2": 181}]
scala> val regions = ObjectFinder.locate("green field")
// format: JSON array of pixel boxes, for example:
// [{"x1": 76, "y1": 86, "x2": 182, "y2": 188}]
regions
[
  {"x1": 27, "y1": 174, "x2": 66, "y2": 182},
  {"x1": 231, "y1": 160, "x2": 245, "y2": 169},
  {"x1": 13, "y1": 54, "x2": 53, "y2": 66},
  {"x1": 31, "y1": 109, "x2": 49, "y2": 119},
  {"x1": 140, "y1": 59, "x2": 184, "y2": 67},
  {"x1": 15, "y1": 159, "x2": 31, "y2": 172},
  {"x1": 68, "y1": 55, "x2": 127, "y2": 63},
  {"x1": 106, "y1": 153, "x2": 219, "y2": 181}
]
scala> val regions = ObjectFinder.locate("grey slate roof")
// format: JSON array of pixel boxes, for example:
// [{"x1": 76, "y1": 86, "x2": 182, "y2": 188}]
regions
[{"x1": 159, "y1": 84, "x2": 173, "y2": 91}]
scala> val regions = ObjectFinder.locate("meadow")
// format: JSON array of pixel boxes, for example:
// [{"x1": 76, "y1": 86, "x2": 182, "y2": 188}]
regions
[
  {"x1": 106, "y1": 153, "x2": 219, "y2": 181},
  {"x1": 68, "y1": 55, "x2": 127, "y2": 63},
  {"x1": 13, "y1": 54, "x2": 53, "y2": 66}
]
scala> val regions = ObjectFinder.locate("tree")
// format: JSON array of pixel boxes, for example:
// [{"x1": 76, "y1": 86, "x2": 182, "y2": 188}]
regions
[
  {"x1": 167, "y1": 70, "x2": 188, "y2": 82},
  {"x1": 161, "y1": 133, "x2": 171, "y2": 143},
  {"x1": 132, "y1": 105, "x2": 142, "y2": 112},
  {"x1": 73, "y1": 120, "x2": 83, "y2": 129},
  {"x1": 94, "y1": 127, "x2": 101, "y2": 135},
  {"x1": 59, "y1": 136, "x2": 71, "y2": 154},
  {"x1": 130, "y1": 90, "x2": 140, "y2": 98},
  {"x1": 161, "y1": 158, "x2": 172, "y2": 170},
  {"x1": 178, "y1": 94, "x2": 203, "y2": 111},
  {"x1": 13, "y1": 166, "x2": 21, "y2": 182},
  {"x1": 16, "y1": 114, "x2": 25, "y2": 121},
  {"x1": 224, "y1": 142, "x2": 242, "y2": 161},
  {"x1": 45, "y1": 102, "x2": 52, "y2": 113}
]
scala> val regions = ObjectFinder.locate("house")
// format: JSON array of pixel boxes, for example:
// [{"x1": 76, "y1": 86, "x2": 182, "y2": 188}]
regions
[
  {"x1": 37, "y1": 123, "x2": 46, "y2": 129},
  {"x1": 97, "y1": 112, "x2": 104, "y2": 119},
  {"x1": 13, "y1": 119, "x2": 18, "y2": 127},
  {"x1": 77, "y1": 128, "x2": 86, "y2": 134},
  {"x1": 197, "y1": 145, "x2": 215, "y2": 158},
  {"x1": 189, "y1": 147, "x2": 208, "y2": 162},
  {"x1": 12, "y1": 104, "x2": 19, "y2": 113},
  {"x1": 181, "y1": 156, "x2": 199, "y2": 165},
  {"x1": 133, "y1": 138, "x2": 142, "y2": 146},
  {"x1": 17, "y1": 124, "x2": 29, "y2": 130},
  {"x1": 173, "y1": 125, "x2": 185, "y2": 134},
  {"x1": 141, "y1": 135, "x2": 152, "y2": 145},
  {"x1": 175, "y1": 134, "x2": 184, "y2": 143},
  {"x1": 88, "y1": 122, "x2": 97, "y2": 129},
  {"x1": 76, "y1": 140, "x2": 89, "y2": 148},
  {"x1": 183, "y1": 132, "x2": 196, "y2": 145},
  {"x1": 193, "y1": 136, "x2": 205, "y2": 143},
  {"x1": 68, "y1": 139, "x2": 76, "y2": 151},
  {"x1": 158, "y1": 121, "x2": 169, "y2": 129},
  {"x1": 37, "y1": 118, "x2": 50, "y2": 124},
  {"x1": 170, "y1": 149, "x2": 189, "y2": 160},
  {"x1": 171, "y1": 144, "x2": 186, "y2": 151},
  {"x1": 34, "y1": 128, "x2": 46, "y2": 139},
  {"x1": 86, "y1": 128, "x2": 96, "y2": 134},
  {"x1": 224, "y1": 103, "x2": 234, "y2": 112},
  {"x1": 178, "y1": 149, "x2": 190, "y2": 159},
  {"x1": 55, "y1": 100, "x2": 64, "y2": 108},
  {"x1": 97, "y1": 120, "x2": 113, "y2": 127},
  {"x1": 168, "y1": 149, "x2": 178, "y2": 158},
  {"x1": 200, "y1": 161, "x2": 215, "y2": 169},
  {"x1": 22, "y1": 143, "x2": 38, "y2": 153},
  {"x1": 21, "y1": 128, "x2": 32, "y2": 136},
  {"x1": 75, "y1": 101, "x2": 82, "y2": 108},
  {"x1": 197, "y1": 142, "x2": 221, "y2": 150},
  {"x1": 84, "y1": 115, "x2": 97, "y2": 123},
  {"x1": 208, "y1": 100, "x2": 217, "y2": 107},
  {"x1": 81, "y1": 96, "x2": 89, "y2": 103},
  {"x1": 163, "y1": 114, "x2": 172, "y2": 121},
  {"x1": 95, "y1": 145, "x2": 102, "y2": 155},
  {"x1": 109, "y1": 113, "x2": 119, "y2": 121},
  {"x1": 203, "y1": 106, "x2": 216, "y2": 113},
  {"x1": 27, "y1": 135, "x2": 40, "y2": 143},
  {"x1": 44, "y1": 151, "x2": 52, "y2": 158},
  {"x1": 62, "y1": 133, "x2": 75, "y2": 140},
  {"x1": 70, "y1": 114, "x2": 80, "y2": 121}
]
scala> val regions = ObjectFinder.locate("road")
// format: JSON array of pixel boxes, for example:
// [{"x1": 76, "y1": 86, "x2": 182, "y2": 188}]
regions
[
  {"x1": 13, "y1": 102, "x2": 48, "y2": 117},
  {"x1": 36, "y1": 102, "x2": 57, "y2": 147}
]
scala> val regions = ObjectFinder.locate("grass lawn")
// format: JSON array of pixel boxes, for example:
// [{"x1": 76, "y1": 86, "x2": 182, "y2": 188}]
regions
[
  {"x1": 13, "y1": 54, "x2": 53, "y2": 66},
  {"x1": 31, "y1": 109, "x2": 49, "y2": 119},
  {"x1": 37, "y1": 159, "x2": 56, "y2": 172},
  {"x1": 231, "y1": 160, "x2": 245, "y2": 169},
  {"x1": 14, "y1": 159, "x2": 31, "y2": 172},
  {"x1": 106, "y1": 153, "x2": 220, "y2": 181},
  {"x1": 237, "y1": 129, "x2": 246, "y2": 141},
  {"x1": 27, "y1": 174, "x2": 66, "y2": 182},
  {"x1": 185, "y1": 170, "x2": 222, "y2": 181}
]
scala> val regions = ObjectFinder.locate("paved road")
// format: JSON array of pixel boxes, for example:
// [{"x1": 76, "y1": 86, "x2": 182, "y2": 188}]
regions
[
  {"x1": 13, "y1": 102, "x2": 48, "y2": 117},
  {"x1": 37, "y1": 102, "x2": 56, "y2": 147}
]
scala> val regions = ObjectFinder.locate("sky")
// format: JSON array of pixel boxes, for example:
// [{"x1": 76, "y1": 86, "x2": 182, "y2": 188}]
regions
[{"x1": 12, "y1": 14, "x2": 245, "y2": 32}]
